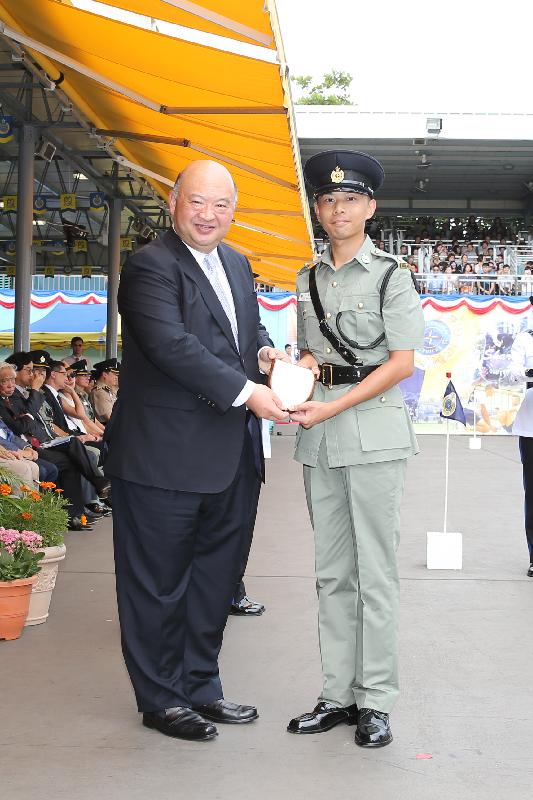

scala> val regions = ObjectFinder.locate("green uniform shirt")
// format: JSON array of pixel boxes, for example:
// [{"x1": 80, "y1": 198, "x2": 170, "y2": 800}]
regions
[{"x1": 295, "y1": 236, "x2": 425, "y2": 468}]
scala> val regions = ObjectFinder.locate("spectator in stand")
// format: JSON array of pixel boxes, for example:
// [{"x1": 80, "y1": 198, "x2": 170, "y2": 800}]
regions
[
  {"x1": 460, "y1": 254, "x2": 470, "y2": 272},
  {"x1": 64, "y1": 336, "x2": 94, "y2": 371},
  {"x1": 406, "y1": 255, "x2": 418, "y2": 272},
  {"x1": 478, "y1": 240, "x2": 490, "y2": 257},
  {"x1": 427, "y1": 265, "x2": 445, "y2": 294},
  {"x1": 465, "y1": 242, "x2": 477, "y2": 261},
  {"x1": 430, "y1": 253, "x2": 442, "y2": 271},
  {"x1": 474, "y1": 256, "x2": 484, "y2": 274},
  {"x1": 399, "y1": 244, "x2": 409, "y2": 258},
  {"x1": 498, "y1": 265, "x2": 515, "y2": 295},
  {"x1": 465, "y1": 215, "x2": 479, "y2": 239},
  {"x1": 476, "y1": 261, "x2": 497, "y2": 295},
  {"x1": 489, "y1": 216, "x2": 508, "y2": 239},
  {"x1": 520, "y1": 267, "x2": 533, "y2": 296},
  {"x1": 443, "y1": 265, "x2": 458, "y2": 293}
]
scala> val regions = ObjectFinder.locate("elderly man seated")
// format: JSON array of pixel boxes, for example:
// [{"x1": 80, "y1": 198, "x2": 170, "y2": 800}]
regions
[{"x1": 0, "y1": 416, "x2": 58, "y2": 487}]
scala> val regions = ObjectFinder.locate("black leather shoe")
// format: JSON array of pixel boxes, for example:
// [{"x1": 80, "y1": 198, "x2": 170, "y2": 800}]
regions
[
  {"x1": 193, "y1": 699, "x2": 258, "y2": 724},
  {"x1": 93, "y1": 477, "x2": 111, "y2": 499},
  {"x1": 86, "y1": 502, "x2": 112, "y2": 516},
  {"x1": 143, "y1": 707, "x2": 217, "y2": 741},
  {"x1": 527, "y1": 563, "x2": 533, "y2": 577},
  {"x1": 354, "y1": 708, "x2": 393, "y2": 747},
  {"x1": 68, "y1": 516, "x2": 94, "y2": 532},
  {"x1": 229, "y1": 596, "x2": 265, "y2": 616},
  {"x1": 287, "y1": 701, "x2": 357, "y2": 734}
]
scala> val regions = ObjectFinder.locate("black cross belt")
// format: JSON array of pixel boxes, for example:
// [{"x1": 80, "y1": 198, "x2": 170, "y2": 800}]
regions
[{"x1": 318, "y1": 363, "x2": 379, "y2": 388}]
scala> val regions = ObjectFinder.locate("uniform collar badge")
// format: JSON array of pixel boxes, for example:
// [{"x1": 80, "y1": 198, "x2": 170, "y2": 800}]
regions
[{"x1": 360, "y1": 253, "x2": 371, "y2": 264}]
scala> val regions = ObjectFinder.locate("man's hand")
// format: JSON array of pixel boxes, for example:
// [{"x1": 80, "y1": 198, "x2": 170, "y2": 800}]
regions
[
  {"x1": 0, "y1": 449, "x2": 16, "y2": 460},
  {"x1": 298, "y1": 353, "x2": 320, "y2": 379},
  {"x1": 246, "y1": 384, "x2": 288, "y2": 421},
  {"x1": 289, "y1": 400, "x2": 338, "y2": 429},
  {"x1": 31, "y1": 371, "x2": 46, "y2": 390},
  {"x1": 258, "y1": 347, "x2": 290, "y2": 374},
  {"x1": 78, "y1": 433, "x2": 99, "y2": 443},
  {"x1": 22, "y1": 448, "x2": 38, "y2": 461}
]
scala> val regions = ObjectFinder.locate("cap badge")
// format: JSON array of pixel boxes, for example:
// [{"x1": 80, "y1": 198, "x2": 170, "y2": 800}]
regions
[
  {"x1": 39, "y1": 356, "x2": 46, "y2": 363},
  {"x1": 331, "y1": 166, "x2": 344, "y2": 183}
]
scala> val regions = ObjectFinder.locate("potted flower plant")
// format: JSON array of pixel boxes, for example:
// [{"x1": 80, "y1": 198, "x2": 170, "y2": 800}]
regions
[
  {"x1": 0, "y1": 479, "x2": 69, "y2": 625},
  {"x1": 0, "y1": 526, "x2": 44, "y2": 640}
]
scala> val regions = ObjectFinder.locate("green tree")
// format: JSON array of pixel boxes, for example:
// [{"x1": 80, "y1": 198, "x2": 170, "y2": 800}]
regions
[{"x1": 292, "y1": 70, "x2": 353, "y2": 105}]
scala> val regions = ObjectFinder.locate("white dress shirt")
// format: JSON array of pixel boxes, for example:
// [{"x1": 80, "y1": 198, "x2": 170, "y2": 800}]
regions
[
  {"x1": 182, "y1": 242, "x2": 269, "y2": 407},
  {"x1": 45, "y1": 384, "x2": 80, "y2": 432},
  {"x1": 507, "y1": 330, "x2": 533, "y2": 436}
]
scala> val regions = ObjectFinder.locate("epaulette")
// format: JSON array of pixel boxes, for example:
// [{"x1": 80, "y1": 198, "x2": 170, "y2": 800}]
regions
[{"x1": 297, "y1": 258, "x2": 319, "y2": 276}]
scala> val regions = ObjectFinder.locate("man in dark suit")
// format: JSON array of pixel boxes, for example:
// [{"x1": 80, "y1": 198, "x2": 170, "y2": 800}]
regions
[{"x1": 104, "y1": 159, "x2": 288, "y2": 742}]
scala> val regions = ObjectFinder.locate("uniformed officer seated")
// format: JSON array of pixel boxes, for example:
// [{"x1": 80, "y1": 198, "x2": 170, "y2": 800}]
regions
[
  {"x1": 286, "y1": 150, "x2": 425, "y2": 748},
  {"x1": 90, "y1": 358, "x2": 120, "y2": 424}
]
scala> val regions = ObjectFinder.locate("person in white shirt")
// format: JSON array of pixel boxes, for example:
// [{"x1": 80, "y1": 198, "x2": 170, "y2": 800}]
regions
[
  {"x1": 505, "y1": 327, "x2": 533, "y2": 576},
  {"x1": 64, "y1": 337, "x2": 94, "y2": 371}
]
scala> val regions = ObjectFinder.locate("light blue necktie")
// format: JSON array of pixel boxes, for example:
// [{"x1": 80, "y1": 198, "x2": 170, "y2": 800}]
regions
[{"x1": 203, "y1": 253, "x2": 239, "y2": 350}]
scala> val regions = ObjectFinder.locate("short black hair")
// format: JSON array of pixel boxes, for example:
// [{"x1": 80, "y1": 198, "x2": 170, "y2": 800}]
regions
[{"x1": 70, "y1": 336, "x2": 83, "y2": 347}]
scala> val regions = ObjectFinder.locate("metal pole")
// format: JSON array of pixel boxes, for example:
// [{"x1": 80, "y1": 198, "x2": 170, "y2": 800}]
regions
[
  {"x1": 106, "y1": 198, "x2": 122, "y2": 359},
  {"x1": 14, "y1": 123, "x2": 34, "y2": 351}
]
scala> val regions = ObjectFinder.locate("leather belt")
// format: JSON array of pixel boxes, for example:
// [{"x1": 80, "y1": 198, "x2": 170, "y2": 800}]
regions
[{"x1": 318, "y1": 363, "x2": 379, "y2": 388}]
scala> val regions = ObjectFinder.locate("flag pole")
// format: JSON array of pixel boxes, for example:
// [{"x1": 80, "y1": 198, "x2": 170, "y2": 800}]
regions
[{"x1": 443, "y1": 418, "x2": 450, "y2": 534}]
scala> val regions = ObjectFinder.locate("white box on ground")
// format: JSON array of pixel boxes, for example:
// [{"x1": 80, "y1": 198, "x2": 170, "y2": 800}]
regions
[
  {"x1": 426, "y1": 531, "x2": 463, "y2": 569},
  {"x1": 469, "y1": 437, "x2": 481, "y2": 450}
]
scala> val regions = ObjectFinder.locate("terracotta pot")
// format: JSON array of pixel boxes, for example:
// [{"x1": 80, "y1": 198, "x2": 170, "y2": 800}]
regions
[
  {"x1": 0, "y1": 575, "x2": 37, "y2": 641},
  {"x1": 26, "y1": 544, "x2": 66, "y2": 626}
]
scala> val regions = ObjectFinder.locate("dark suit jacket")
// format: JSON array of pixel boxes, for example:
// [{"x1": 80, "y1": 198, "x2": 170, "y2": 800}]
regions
[
  {"x1": 104, "y1": 230, "x2": 273, "y2": 493},
  {"x1": 42, "y1": 386, "x2": 83, "y2": 435}
]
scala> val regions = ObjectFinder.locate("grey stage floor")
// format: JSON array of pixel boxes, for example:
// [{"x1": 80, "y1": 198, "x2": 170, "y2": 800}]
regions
[{"x1": 3, "y1": 434, "x2": 533, "y2": 800}]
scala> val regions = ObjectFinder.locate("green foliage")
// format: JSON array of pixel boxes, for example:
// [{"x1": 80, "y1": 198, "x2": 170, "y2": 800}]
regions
[
  {"x1": 0, "y1": 465, "x2": 23, "y2": 490},
  {"x1": 0, "y1": 542, "x2": 44, "y2": 581},
  {"x1": 292, "y1": 70, "x2": 353, "y2": 105},
  {"x1": 0, "y1": 487, "x2": 68, "y2": 548}
]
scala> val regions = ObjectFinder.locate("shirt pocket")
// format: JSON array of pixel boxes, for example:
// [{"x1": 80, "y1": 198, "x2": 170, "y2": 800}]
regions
[
  {"x1": 336, "y1": 293, "x2": 382, "y2": 348},
  {"x1": 301, "y1": 302, "x2": 321, "y2": 346},
  {"x1": 356, "y1": 395, "x2": 411, "y2": 451}
]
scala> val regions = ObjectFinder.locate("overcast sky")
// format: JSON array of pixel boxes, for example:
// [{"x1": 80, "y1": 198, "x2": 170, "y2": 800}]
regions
[{"x1": 276, "y1": 0, "x2": 533, "y2": 113}]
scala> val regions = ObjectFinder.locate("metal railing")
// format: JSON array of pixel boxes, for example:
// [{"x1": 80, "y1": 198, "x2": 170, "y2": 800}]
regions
[{"x1": 415, "y1": 273, "x2": 533, "y2": 296}]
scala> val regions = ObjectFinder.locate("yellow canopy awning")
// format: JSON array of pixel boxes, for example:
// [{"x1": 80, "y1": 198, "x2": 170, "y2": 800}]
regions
[
  {"x1": 0, "y1": 0, "x2": 313, "y2": 288},
  {"x1": 78, "y1": 0, "x2": 277, "y2": 48}
]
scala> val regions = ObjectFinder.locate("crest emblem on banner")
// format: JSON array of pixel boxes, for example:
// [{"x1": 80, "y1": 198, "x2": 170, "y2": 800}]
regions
[
  {"x1": 442, "y1": 392, "x2": 457, "y2": 417},
  {"x1": 34, "y1": 195, "x2": 47, "y2": 214},
  {"x1": 90, "y1": 192, "x2": 105, "y2": 211},
  {"x1": 0, "y1": 116, "x2": 14, "y2": 143},
  {"x1": 60, "y1": 193, "x2": 77, "y2": 210}
]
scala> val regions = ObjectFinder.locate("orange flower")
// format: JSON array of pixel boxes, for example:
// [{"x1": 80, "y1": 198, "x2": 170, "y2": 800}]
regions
[
  {"x1": 0, "y1": 483, "x2": 12, "y2": 496},
  {"x1": 54, "y1": 488, "x2": 64, "y2": 494},
  {"x1": 21, "y1": 511, "x2": 33, "y2": 520},
  {"x1": 39, "y1": 481, "x2": 56, "y2": 490},
  {"x1": 80, "y1": 514, "x2": 88, "y2": 526},
  {"x1": 30, "y1": 492, "x2": 42, "y2": 502},
  {"x1": 20, "y1": 484, "x2": 32, "y2": 493}
]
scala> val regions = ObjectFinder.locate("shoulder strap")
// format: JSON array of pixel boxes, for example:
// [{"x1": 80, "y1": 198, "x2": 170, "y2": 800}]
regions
[{"x1": 308, "y1": 266, "x2": 363, "y2": 366}]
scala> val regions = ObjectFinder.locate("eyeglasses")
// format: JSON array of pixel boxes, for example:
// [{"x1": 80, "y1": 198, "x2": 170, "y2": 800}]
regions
[{"x1": 52, "y1": 370, "x2": 68, "y2": 376}]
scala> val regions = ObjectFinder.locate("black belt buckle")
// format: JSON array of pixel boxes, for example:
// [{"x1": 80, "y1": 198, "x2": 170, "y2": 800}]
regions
[{"x1": 321, "y1": 363, "x2": 334, "y2": 389}]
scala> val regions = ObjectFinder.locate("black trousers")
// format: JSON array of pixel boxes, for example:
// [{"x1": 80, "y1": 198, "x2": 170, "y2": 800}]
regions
[
  {"x1": 519, "y1": 436, "x2": 533, "y2": 560},
  {"x1": 35, "y1": 448, "x2": 85, "y2": 517},
  {"x1": 112, "y1": 429, "x2": 257, "y2": 712}
]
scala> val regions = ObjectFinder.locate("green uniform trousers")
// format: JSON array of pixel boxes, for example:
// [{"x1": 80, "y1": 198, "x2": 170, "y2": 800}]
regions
[{"x1": 303, "y1": 439, "x2": 406, "y2": 714}]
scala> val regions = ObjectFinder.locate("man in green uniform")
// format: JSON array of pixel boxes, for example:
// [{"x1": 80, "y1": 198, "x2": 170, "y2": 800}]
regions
[{"x1": 287, "y1": 150, "x2": 425, "y2": 748}]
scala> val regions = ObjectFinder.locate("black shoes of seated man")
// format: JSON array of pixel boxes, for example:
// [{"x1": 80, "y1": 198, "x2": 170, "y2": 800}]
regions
[
  {"x1": 287, "y1": 701, "x2": 357, "y2": 734},
  {"x1": 93, "y1": 477, "x2": 111, "y2": 499},
  {"x1": 143, "y1": 701, "x2": 258, "y2": 741},
  {"x1": 68, "y1": 516, "x2": 94, "y2": 532},
  {"x1": 527, "y1": 563, "x2": 533, "y2": 577},
  {"x1": 229, "y1": 596, "x2": 265, "y2": 616},
  {"x1": 85, "y1": 502, "x2": 112, "y2": 516}
]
